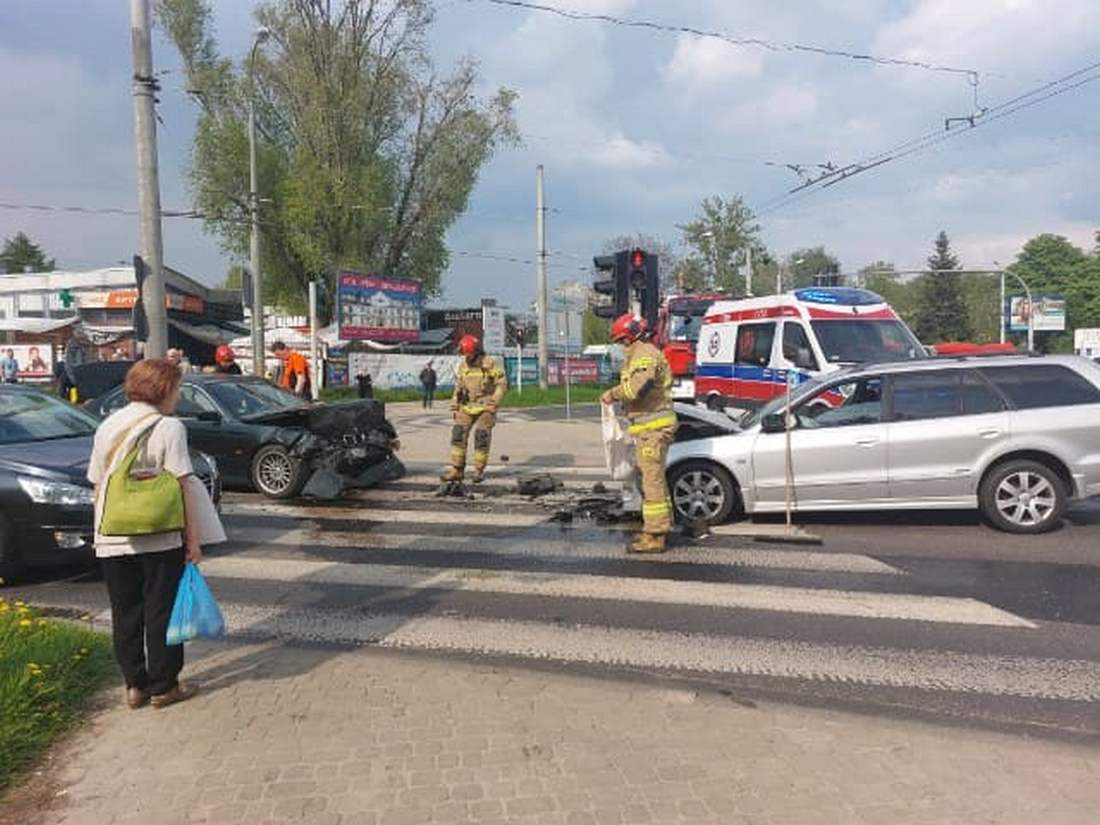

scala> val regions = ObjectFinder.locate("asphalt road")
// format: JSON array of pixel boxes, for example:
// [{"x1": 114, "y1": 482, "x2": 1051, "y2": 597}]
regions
[{"x1": 9, "y1": 464, "x2": 1100, "y2": 742}]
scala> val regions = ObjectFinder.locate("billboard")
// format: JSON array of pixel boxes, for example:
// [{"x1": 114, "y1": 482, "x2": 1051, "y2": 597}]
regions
[
  {"x1": 337, "y1": 272, "x2": 421, "y2": 342},
  {"x1": 482, "y1": 305, "x2": 506, "y2": 353},
  {"x1": 2, "y1": 344, "x2": 55, "y2": 382},
  {"x1": 1075, "y1": 328, "x2": 1100, "y2": 358},
  {"x1": 1007, "y1": 295, "x2": 1066, "y2": 332}
]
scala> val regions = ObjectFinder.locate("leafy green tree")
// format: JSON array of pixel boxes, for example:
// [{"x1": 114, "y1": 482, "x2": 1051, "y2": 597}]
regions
[
  {"x1": 1009, "y1": 234, "x2": 1100, "y2": 351},
  {"x1": 912, "y1": 230, "x2": 971, "y2": 343},
  {"x1": 678, "y1": 195, "x2": 759, "y2": 294},
  {"x1": 785, "y1": 246, "x2": 840, "y2": 289},
  {"x1": 221, "y1": 264, "x2": 245, "y2": 290},
  {"x1": 1, "y1": 232, "x2": 55, "y2": 274},
  {"x1": 582, "y1": 308, "x2": 610, "y2": 346},
  {"x1": 156, "y1": 0, "x2": 519, "y2": 311}
]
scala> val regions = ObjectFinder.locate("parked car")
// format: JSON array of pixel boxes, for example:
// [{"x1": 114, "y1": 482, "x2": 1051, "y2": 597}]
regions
[
  {"x1": 0, "y1": 385, "x2": 220, "y2": 579},
  {"x1": 85, "y1": 375, "x2": 403, "y2": 499},
  {"x1": 667, "y1": 355, "x2": 1100, "y2": 534}
]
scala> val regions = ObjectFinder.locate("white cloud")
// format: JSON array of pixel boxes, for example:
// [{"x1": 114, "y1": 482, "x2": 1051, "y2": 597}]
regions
[{"x1": 663, "y1": 34, "x2": 764, "y2": 88}]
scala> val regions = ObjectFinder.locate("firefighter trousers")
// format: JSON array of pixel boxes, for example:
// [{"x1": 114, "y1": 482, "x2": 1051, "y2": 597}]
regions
[
  {"x1": 448, "y1": 410, "x2": 495, "y2": 477},
  {"x1": 633, "y1": 426, "x2": 676, "y2": 535}
]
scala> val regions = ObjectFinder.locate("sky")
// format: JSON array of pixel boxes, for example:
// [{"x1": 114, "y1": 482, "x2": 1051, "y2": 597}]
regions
[{"x1": 1, "y1": 0, "x2": 1098, "y2": 311}]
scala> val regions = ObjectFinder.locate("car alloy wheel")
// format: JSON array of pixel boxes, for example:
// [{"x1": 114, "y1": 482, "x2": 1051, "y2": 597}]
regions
[
  {"x1": 994, "y1": 470, "x2": 1058, "y2": 528},
  {"x1": 251, "y1": 445, "x2": 307, "y2": 499},
  {"x1": 668, "y1": 460, "x2": 737, "y2": 525}
]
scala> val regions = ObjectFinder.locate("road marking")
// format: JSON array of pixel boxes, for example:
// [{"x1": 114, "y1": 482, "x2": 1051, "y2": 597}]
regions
[
  {"x1": 216, "y1": 607, "x2": 1096, "y2": 702},
  {"x1": 401, "y1": 463, "x2": 612, "y2": 479},
  {"x1": 221, "y1": 501, "x2": 549, "y2": 528},
  {"x1": 220, "y1": 527, "x2": 904, "y2": 576},
  {"x1": 199, "y1": 556, "x2": 1025, "y2": 626}
]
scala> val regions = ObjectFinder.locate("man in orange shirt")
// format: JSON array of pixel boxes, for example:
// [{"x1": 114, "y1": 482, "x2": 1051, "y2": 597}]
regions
[{"x1": 272, "y1": 341, "x2": 311, "y2": 399}]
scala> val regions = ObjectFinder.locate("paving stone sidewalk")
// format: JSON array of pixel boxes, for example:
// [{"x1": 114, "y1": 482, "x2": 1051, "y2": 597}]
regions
[{"x1": 26, "y1": 640, "x2": 1100, "y2": 825}]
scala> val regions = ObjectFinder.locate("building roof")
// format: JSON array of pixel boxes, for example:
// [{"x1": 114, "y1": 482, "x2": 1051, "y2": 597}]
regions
[{"x1": 0, "y1": 265, "x2": 224, "y2": 302}]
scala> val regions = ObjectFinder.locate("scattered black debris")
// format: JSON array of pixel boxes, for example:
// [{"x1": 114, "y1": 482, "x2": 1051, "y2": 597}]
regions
[
  {"x1": 515, "y1": 474, "x2": 564, "y2": 497},
  {"x1": 592, "y1": 482, "x2": 607, "y2": 494},
  {"x1": 501, "y1": 455, "x2": 510, "y2": 463},
  {"x1": 437, "y1": 480, "x2": 473, "y2": 498},
  {"x1": 553, "y1": 494, "x2": 637, "y2": 525},
  {"x1": 681, "y1": 518, "x2": 711, "y2": 539}
]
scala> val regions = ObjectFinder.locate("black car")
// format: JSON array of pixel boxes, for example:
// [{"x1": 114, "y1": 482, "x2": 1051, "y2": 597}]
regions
[
  {"x1": 0, "y1": 386, "x2": 220, "y2": 580},
  {"x1": 85, "y1": 375, "x2": 403, "y2": 499}
]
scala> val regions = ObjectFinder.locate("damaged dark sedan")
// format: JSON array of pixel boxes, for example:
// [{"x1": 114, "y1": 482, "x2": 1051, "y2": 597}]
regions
[{"x1": 85, "y1": 375, "x2": 403, "y2": 499}]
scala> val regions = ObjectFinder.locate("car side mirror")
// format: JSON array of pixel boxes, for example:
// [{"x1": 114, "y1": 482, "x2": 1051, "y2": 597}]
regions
[
  {"x1": 760, "y1": 413, "x2": 788, "y2": 434},
  {"x1": 194, "y1": 410, "x2": 222, "y2": 424}
]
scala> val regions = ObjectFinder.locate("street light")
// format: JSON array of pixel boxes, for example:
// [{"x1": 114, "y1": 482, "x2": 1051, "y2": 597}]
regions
[
  {"x1": 248, "y1": 26, "x2": 270, "y2": 377},
  {"x1": 700, "y1": 230, "x2": 719, "y2": 291}
]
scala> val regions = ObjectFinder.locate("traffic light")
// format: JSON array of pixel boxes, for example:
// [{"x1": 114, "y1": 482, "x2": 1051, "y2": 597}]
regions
[
  {"x1": 627, "y1": 248, "x2": 660, "y2": 328},
  {"x1": 592, "y1": 253, "x2": 629, "y2": 319}
]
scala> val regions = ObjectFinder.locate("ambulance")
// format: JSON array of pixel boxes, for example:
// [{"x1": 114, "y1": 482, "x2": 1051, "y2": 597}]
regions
[{"x1": 694, "y1": 287, "x2": 925, "y2": 410}]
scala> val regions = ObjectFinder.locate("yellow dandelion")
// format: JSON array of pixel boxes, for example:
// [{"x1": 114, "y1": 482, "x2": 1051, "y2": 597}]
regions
[
  {"x1": 18, "y1": 618, "x2": 32, "y2": 628},
  {"x1": 15, "y1": 600, "x2": 25, "y2": 607},
  {"x1": 79, "y1": 647, "x2": 88, "y2": 654}
]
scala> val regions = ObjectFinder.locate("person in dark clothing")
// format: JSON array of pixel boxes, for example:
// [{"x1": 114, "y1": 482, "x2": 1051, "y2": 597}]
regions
[
  {"x1": 357, "y1": 372, "x2": 374, "y2": 399},
  {"x1": 213, "y1": 345, "x2": 243, "y2": 375},
  {"x1": 419, "y1": 361, "x2": 437, "y2": 409}
]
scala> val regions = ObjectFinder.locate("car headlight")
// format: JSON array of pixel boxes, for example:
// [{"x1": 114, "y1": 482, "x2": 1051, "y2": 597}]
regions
[
  {"x1": 197, "y1": 451, "x2": 219, "y2": 483},
  {"x1": 17, "y1": 476, "x2": 95, "y2": 507}
]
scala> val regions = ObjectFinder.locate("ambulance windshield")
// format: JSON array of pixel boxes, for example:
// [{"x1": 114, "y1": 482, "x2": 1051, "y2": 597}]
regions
[{"x1": 810, "y1": 320, "x2": 924, "y2": 364}]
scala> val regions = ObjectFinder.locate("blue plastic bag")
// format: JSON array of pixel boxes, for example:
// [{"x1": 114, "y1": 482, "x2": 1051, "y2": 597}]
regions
[{"x1": 166, "y1": 563, "x2": 225, "y2": 645}]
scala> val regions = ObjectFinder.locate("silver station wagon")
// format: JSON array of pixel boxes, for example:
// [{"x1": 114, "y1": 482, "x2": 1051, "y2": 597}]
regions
[{"x1": 666, "y1": 355, "x2": 1100, "y2": 533}]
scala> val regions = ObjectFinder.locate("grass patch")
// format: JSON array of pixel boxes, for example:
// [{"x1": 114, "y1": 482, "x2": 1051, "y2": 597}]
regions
[
  {"x1": 321, "y1": 384, "x2": 607, "y2": 408},
  {"x1": 0, "y1": 597, "x2": 114, "y2": 794}
]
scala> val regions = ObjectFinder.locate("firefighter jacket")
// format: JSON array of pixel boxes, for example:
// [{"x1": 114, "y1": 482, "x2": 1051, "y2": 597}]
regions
[
  {"x1": 608, "y1": 340, "x2": 676, "y2": 434},
  {"x1": 451, "y1": 354, "x2": 508, "y2": 416}
]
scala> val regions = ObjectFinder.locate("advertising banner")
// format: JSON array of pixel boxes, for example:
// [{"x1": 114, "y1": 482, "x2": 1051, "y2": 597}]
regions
[
  {"x1": 482, "y1": 305, "x2": 506, "y2": 353},
  {"x1": 2, "y1": 344, "x2": 55, "y2": 382},
  {"x1": 337, "y1": 272, "x2": 421, "y2": 342},
  {"x1": 504, "y1": 355, "x2": 540, "y2": 387},
  {"x1": 547, "y1": 358, "x2": 600, "y2": 385},
  {"x1": 1074, "y1": 328, "x2": 1100, "y2": 358},
  {"x1": 347, "y1": 352, "x2": 462, "y2": 391},
  {"x1": 1008, "y1": 295, "x2": 1066, "y2": 332}
]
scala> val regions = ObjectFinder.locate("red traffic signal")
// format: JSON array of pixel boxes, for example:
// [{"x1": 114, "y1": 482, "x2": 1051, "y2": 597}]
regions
[{"x1": 630, "y1": 249, "x2": 646, "y2": 269}]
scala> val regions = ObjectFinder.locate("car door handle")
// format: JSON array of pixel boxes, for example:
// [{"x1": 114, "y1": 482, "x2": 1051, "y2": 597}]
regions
[
  {"x1": 977, "y1": 428, "x2": 1001, "y2": 438},
  {"x1": 855, "y1": 438, "x2": 879, "y2": 448}
]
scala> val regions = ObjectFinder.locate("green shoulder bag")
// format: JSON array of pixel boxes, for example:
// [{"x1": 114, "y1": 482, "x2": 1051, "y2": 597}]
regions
[{"x1": 99, "y1": 417, "x2": 186, "y2": 537}]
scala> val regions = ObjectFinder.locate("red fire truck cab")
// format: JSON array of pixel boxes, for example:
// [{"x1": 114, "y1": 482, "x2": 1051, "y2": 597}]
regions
[{"x1": 655, "y1": 294, "x2": 730, "y2": 402}]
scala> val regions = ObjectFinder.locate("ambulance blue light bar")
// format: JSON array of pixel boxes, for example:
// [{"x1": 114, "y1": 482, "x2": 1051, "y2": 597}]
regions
[{"x1": 794, "y1": 288, "x2": 885, "y2": 306}]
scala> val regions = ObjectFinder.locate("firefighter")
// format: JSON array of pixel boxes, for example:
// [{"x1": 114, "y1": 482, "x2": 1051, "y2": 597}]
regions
[
  {"x1": 442, "y1": 334, "x2": 507, "y2": 484},
  {"x1": 601, "y1": 313, "x2": 677, "y2": 553}
]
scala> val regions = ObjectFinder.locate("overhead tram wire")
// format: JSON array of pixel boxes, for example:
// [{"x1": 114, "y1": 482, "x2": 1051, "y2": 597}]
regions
[
  {"x1": 474, "y1": 0, "x2": 981, "y2": 79},
  {"x1": 754, "y1": 59, "x2": 1100, "y2": 217}
]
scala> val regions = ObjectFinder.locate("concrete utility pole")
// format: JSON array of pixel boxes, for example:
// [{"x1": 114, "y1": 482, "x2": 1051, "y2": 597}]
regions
[
  {"x1": 308, "y1": 280, "x2": 319, "y2": 401},
  {"x1": 536, "y1": 165, "x2": 549, "y2": 390},
  {"x1": 745, "y1": 246, "x2": 754, "y2": 297},
  {"x1": 130, "y1": 0, "x2": 167, "y2": 357},
  {"x1": 249, "y1": 27, "x2": 270, "y2": 377}
]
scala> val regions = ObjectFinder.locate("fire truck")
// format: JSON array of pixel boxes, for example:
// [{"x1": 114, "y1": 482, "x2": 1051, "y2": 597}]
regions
[{"x1": 654, "y1": 294, "x2": 730, "y2": 402}]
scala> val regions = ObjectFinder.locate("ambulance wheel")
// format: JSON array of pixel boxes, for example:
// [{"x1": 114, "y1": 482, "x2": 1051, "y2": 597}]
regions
[{"x1": 705, "y1": 394, "x2": 724, "y2": 411}]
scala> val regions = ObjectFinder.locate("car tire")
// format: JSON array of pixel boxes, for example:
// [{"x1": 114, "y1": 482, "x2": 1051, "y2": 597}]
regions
[
  {"x1": 0, "y1": 512, "x2": 21, "y2": 582},
  {"x1": 668, "y1": 460, "x2": 739, "y2": 526},
  {"x1": 704, "y1": 394, "x2": 724, "y2": 412},
  {"x1": 251, "y1": 445, "x2": 308, "y2": 499},
  {"x1": 979, "y1": 459, "x2": 1067, "y2": 534}
]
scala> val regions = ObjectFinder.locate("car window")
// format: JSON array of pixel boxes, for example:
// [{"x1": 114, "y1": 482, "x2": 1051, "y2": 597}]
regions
[
  {"x1": 735, "y1": 323, "x2": 775, "y2": 367},
  {"x1": 891, "y1": 371, "x2": 961, "y2": 421},
  {"x1": 0, "y1": 390, "x2": 99, "y2": 444},
  {"x1": 979, "y1": 365, "x2": 1100, "y2": 410},
  {"x1": 177, "y1": 385, "x2": 220, "y2": 417},
  {"x1": 961, "y1": 372, "x2": 1005, "y2": 415},
  {"x1": 797, "y1": 377, "x2": 883, "y2": 428},
  {"x1": 782, "y1": 322, "x2": 819, "y2": 371},
  {"x1": 810, "y1": 320, "x2": 924, "y2": 364},
  {"x1": 206, "y1": 380, "x2": 304, "y2": 418}
]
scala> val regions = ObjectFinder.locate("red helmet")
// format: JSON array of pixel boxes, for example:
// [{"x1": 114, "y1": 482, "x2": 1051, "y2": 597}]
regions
[
  {"x1": 458, "y1": 335, "x2": 481, "y2": 356},
  {"x1": 610, "y1": 313, "x2": 647, "y2": 343},
  {"x1": 215, "y1": 344, "x2": 236, "y2": 365}
]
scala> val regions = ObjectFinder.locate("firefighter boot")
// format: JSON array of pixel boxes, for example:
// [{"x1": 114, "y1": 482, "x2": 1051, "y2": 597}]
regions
[
  {"x1": 629, "y1": 533, "x2": 667, "y2": 554},
  {"x1": 440, "y1": 466, "x2": 464, "y2": 483}
]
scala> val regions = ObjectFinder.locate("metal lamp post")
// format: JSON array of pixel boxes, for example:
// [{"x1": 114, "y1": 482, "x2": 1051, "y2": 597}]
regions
[{"x1": 248, "y1": 27, "x2": 270, "y2": 377}]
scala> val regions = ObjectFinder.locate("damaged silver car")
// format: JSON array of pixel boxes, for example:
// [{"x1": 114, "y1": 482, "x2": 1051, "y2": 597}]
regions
[{"x1": 85, "y1": 375, "x2": 404, "y2": 499}]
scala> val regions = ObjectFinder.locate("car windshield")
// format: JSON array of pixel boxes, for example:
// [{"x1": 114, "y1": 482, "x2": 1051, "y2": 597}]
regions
[
  {"x1": 0, "y1": 391, "x2": 99, "y2": 445},
  {"x1": 206, "y1": 380, "x2": 306, "y2": 418},
  {"x1": 669, "y1": 312, "x2": 704, "y2": 343},
  {"x1": 810, "y1": 320, "x2": 924, "y2": 364},
  {"x1": 739, "y1": 376, "x2": 825, "y2": 429}
]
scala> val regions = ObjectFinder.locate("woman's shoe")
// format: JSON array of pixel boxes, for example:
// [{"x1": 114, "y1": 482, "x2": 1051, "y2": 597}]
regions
[{"x1": 150, "y1": 682, "x2": 199, "y2": 709}]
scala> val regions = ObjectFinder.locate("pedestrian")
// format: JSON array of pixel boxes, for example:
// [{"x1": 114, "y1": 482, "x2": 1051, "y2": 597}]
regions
[
  {"x1": 86, "y1": 359, "x2": 206, "y2": 709},
  {"x1": 600, "y1": 313, "x2": 677, "y2": 554},
  {"x1": 420, "y1": 361, "x2": 437, "y2": 409},
  {"x1": 54, "y1": 359, "x2": 75, "y2": 400},
  {"x1": 213, "y1": 345, "x2": 242, "y2": 375},
  {"x1": 357, "y1": 372, "x2": 374, "y2": 399},
  {"x1": 441, "y1": 335, "x2": 506, "y2": 484},
  {"x1": 272, "y1": 340, "x2": 311, "y2": 399},
  {"x1": 0, "y1": 348, "x2": 19, "y2": 383}
]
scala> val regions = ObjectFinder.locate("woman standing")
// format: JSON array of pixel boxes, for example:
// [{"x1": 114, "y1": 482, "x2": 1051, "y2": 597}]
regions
[{"x1": 87, "y1": 359, "x2": 205, "y2": 709}]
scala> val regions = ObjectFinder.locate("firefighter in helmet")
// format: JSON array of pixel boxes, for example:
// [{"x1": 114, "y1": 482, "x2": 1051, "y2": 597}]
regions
[
  {"x1": 601, "y1": 313, "x2": 677, "y2": 553},
  {"x1": 442, "y1": 334, "x2": 508, "y2": 484}
]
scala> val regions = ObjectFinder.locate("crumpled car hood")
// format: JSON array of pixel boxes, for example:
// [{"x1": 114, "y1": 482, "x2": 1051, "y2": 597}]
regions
[{"x1": 243, "y1": 399, "x2": 389, "y2": 435}]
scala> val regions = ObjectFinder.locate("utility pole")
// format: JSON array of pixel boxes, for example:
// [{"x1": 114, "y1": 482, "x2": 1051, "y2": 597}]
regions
[
  {"x1": 308, "y1": 280, "x2": 319, "y2": 401},
  {"x1": 745, "y1": 246, "x2": 754, "y2": 297},
  {"x1": 536, "y1": 165, "x2": 549, "y2": 390},
  {"x1": 130, "y1": 0, "x2": 167, "y2": 357},
  {"x1": 248, "y1": 28, "x2": 270, "y2": 377}
]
